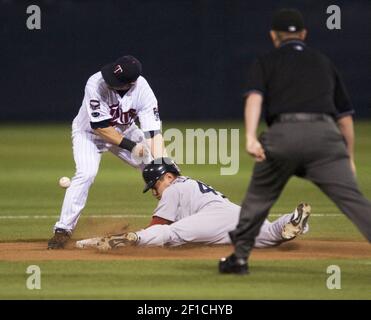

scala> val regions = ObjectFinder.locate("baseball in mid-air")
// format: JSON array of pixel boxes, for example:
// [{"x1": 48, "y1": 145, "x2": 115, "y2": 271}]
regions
[{"x1": 59, "y1": 177, "x2": 71, "y2": 188}]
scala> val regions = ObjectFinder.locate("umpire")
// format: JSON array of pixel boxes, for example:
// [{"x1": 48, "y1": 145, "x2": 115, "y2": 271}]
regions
[{"x1": 219, "y1": 8, "x2": 371, "y2": 275}]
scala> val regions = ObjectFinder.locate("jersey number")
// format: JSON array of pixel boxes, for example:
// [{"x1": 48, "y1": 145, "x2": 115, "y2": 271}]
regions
[{"x1": 196, "y1": 181, "x2": 226, "y2": 199}]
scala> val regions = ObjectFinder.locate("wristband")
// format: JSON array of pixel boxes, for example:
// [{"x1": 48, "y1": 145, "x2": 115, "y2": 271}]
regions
[{"x1": 119, "y1": 138, "x2": 137, "y2": 152}]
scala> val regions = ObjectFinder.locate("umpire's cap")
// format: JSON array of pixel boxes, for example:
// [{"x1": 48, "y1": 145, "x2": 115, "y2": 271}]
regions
[
  {"x1": 142, "y1": 157, "x2": 181, "y2": 193},
  {"x1": 272, "y1": 8, "x2": 304, "y2": 33},
  {"x1": 101, "y1": 55, "x2": 142, "y2": 87}
]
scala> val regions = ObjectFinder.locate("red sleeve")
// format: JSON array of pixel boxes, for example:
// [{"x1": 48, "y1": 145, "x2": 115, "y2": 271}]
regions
[{"x1": 147, "y1": 216, "x2": 173, "y2": 227}]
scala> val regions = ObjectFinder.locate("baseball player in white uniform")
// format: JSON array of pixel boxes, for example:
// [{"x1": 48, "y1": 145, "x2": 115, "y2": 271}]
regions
[
  {"x1": 48, "y1": 56, "x2": 166, "y2": 249},
  {"x1": 76, "y1": 158, "x2": 311, "y2": 250}
]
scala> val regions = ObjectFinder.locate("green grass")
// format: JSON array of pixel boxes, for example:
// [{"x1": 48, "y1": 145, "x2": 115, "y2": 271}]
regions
[
  {"x1": 0, "y1": 259, "x2": 370, "y2": 299},
  {"x1": 0, "y1": 121, "x2": 370, "y2": 299}
]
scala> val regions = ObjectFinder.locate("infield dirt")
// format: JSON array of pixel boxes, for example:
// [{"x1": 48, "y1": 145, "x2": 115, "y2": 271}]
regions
[{"x1": 0, "y1": 240, "x2": 370, "y2": 261}]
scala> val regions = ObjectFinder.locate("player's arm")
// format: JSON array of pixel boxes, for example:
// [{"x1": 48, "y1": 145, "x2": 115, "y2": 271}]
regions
[
  {"x1": 337, "y1": 115, "x2": 356, "y2": 174},
  {"x1": 148, "y1": 186, "x2": 179, "y2": 226},
  {"x1": 245, "y1": 93, "x2": 265, "y2": 161},
  {"x1": 332, "y1": 65, "x2": 356, "y2": 174},
  {"x1": 243, "y1": 58, "x2": 267, "y2": 162},
  {"x1": 146, "y1": 216, "x2": 173, "y2": 228},
  {"x1": 137, "y1": 79, "x2": 167, "y2": 158},
  {"x1": 91, "y1": 121, "x2": 142, "y2": 154},
  {"x1": 144, "y1": 131, "x2": 168, "y2": 158},
  {"x1": 93, "y1": 124, "x2": 123, "y2": 145}
]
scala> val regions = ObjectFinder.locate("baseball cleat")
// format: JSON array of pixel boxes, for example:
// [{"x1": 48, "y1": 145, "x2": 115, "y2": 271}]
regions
[
  {"x1": 219, "y1": 254, "x2": 249, "y2": 275},
  {"x1": 47, "y1": 228, "x2": 71, "y2": 249},
  {"x1": 282, "y1": 203, "x2": 311, "y2": 240},
  {"x1": 96, "y1": 232, "x2": 139, "y2": 252}
]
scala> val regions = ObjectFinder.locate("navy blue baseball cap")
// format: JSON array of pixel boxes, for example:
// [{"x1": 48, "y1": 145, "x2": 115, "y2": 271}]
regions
[
  {"x1": 272, "y1": 8, "x2": 305, "y2": 33},
  {"x1": 142, "y1": 158, "x2": 181, "y2": 193},
  {"x1": 101, "y1": 55, "x2": 142, "y2": 87}
]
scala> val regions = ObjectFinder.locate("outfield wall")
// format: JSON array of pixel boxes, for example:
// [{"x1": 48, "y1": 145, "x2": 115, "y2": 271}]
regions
[{"x1": 1, "y1": 0, "x2": 370, "y2": 122}]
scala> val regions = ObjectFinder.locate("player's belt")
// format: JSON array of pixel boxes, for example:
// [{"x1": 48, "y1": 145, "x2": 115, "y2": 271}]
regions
[{"x1": 274, "y1": 113, "x2": 334, "y2": 123}]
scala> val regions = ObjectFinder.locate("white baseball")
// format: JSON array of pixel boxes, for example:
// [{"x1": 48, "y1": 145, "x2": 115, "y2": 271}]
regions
[{"x1": 59, "y1": 177, "x2": 71, "y2": 188}]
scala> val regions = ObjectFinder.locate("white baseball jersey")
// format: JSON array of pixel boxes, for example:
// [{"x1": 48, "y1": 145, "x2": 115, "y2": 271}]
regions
[
  {"x1": 54, "y1": 72, "x2": 161, "y2": 232},
  {"x1": 72, "y1": 72, "x2": 161, "y2": 134}
]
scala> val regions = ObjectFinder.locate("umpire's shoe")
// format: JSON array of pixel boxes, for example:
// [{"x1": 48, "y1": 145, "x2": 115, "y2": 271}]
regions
[
  {"x1": 47, "y1": 228, "x2": 71, "y2": 249},
  {"x1": 219, "y1": 254, "x2": 249, "y2": 275}
]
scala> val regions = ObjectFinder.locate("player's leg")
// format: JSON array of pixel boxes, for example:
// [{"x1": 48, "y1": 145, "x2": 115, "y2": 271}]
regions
[
  {"x1": 154, "y1": 203, "x2": 241, "y2": 246},
  {"x1": 53, "y1": 132, "x2": 102, "y2": 233},
  {"x1": 127, "y1": 203, "x2": 239, "y2": 247},
  {"x1": 109, "y1": 124, "x2": 153, "y2": 170},
  {"x1": 227, "y1": 123, "x2": 307, "y2": 259},
  {"x1": 132, "y1": 218, "x2": 216, "y2": 247},
  {"x1": 299, "y1": 120, "x2": 371, "y2": 242},
  {"x1": 220, "y1": 123, "x2": 308, "y2": 275},
  {"x1": 136, "y1": 224, "x2": 178, "y2": 246},
  {"x1": 81, "y1": 225, "x2": 178, "y2": 249},
  {"x1": 81, "y1": 203, "x2": 239, "y2": 249},
  {"x1": 254, "y1": 203, "x2": 311, "y2": 248},
  {"x1": 229, "y1": 158, "x2": 296, "y2": 258},
  {"x1": 306, "y1": 156, "x2": 371, "y2": 242}
]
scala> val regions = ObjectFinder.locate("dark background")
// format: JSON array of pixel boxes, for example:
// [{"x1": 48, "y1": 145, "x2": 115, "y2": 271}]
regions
[{"x1": 1, "y1": 0, "x2": 370, "y2": 122}]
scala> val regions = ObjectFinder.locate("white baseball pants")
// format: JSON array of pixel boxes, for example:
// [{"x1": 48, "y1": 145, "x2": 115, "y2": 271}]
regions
[{"x1": 54, "y1": 124, "x2": 151, "y2": 232}]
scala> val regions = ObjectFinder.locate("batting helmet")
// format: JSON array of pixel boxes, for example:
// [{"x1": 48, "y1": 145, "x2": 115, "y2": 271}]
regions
[{"x1": 142, "y1": 157, "x2": 181, "y2": 193}]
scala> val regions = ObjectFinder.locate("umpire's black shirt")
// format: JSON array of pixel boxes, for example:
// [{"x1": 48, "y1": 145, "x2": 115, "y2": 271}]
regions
[{"x1": 245, "y1": 39, "x2": 354, "y2": 125}]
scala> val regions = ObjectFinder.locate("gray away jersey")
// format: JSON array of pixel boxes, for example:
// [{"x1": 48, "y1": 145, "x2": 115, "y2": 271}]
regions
[{"x1": 152, "y1": 176, "x2": 232, "y2": 222}]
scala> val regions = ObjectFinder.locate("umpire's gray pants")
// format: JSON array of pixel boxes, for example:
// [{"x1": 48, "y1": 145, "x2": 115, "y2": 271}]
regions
[{"x1": 230, "y1": 120, "x2": 371, "y2": 259}]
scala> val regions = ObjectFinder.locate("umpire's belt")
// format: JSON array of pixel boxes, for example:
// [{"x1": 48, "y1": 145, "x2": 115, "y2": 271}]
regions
[{"x1": 274, "y1": 113, "x2": 334, "y2": 123}]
